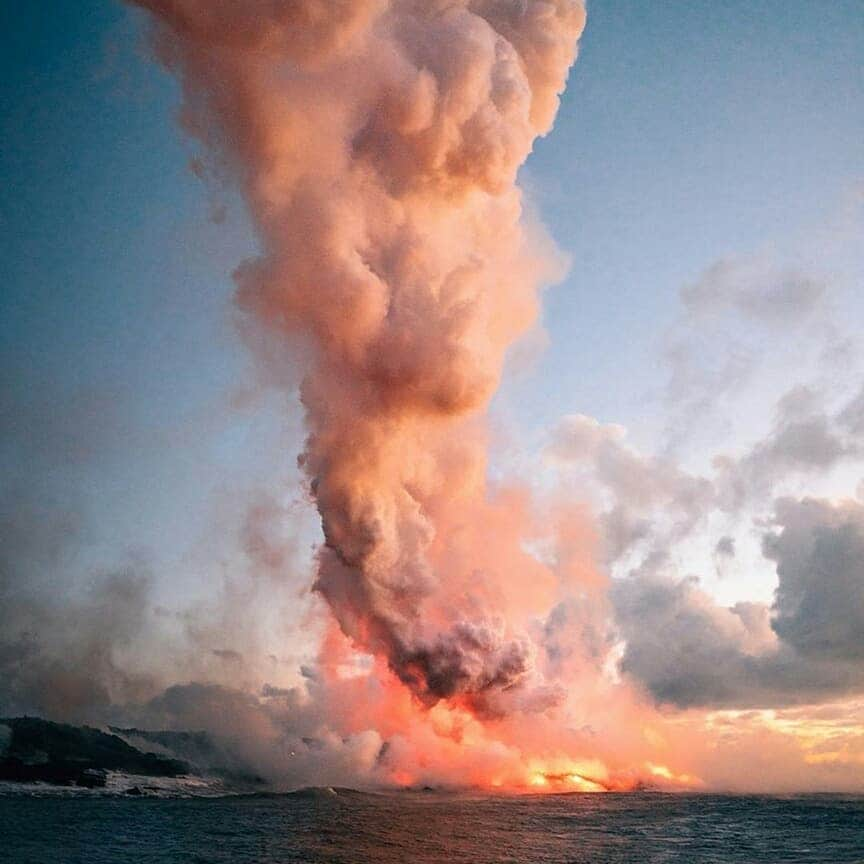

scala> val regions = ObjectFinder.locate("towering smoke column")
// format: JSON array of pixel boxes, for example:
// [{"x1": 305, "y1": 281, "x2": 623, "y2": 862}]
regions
[{"x1": 134, "y1": 1, "x2": 585, "y2": 713}]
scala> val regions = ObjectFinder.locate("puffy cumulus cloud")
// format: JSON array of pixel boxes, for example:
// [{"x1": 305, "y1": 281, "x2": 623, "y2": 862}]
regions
[
  {"x1": 766, "y1": 497, "x2": 864, "y2": 662},
  {"x1": 613, "y1": 496, "x2": 864, "y2": 710},
  {"x1": 612, "y1": 575, "x2": 780, "y2": 709}
]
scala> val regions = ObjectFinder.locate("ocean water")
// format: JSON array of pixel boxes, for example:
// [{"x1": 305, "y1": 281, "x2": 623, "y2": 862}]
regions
[{"x1": 2, "y1": 788, "x2": 863, "y2": 864}]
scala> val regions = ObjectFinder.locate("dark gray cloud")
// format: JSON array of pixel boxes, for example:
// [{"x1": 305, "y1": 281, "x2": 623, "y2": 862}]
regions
[
  {"x1": 612, "y1": 576, "x2": 777, "y2": 707},
  {"x1": 715, "y1": 536, "x2": 736, "y2": 558},
  {"x1": 613, "y1": 496, "x2": 864, "y2": 708},
  {"x1": 766, "y1": 497, "x2": 864, "y2": 662}
]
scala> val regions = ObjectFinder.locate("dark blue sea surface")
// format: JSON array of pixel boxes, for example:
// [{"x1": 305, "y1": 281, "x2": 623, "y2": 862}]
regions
[{"x1": 2, "y1": 788, "x2": 863, "y2": 864}]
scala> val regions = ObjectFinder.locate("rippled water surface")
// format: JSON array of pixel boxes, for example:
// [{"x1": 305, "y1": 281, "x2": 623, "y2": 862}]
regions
[{"x1": 2, "y1": 789, "x2": 863, "y2": 863}]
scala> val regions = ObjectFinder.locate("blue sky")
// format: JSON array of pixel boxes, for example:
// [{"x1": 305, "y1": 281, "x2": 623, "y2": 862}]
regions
[
  {"x1": 521, "y1": 0, "x2": 863, "y2": 437},
  {"x1": 2, "y1": 0, "x2": 862, "y2": 609}
]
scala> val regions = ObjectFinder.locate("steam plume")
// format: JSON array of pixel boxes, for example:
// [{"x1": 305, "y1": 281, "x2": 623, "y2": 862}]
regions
[{"x1": 134, "y1": 0, "x2": 585, "y2": 709}]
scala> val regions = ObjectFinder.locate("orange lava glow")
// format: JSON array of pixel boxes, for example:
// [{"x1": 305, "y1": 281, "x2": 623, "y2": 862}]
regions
[{"x1": 312, "y1": 620, "x2": 710, "y2": 794}]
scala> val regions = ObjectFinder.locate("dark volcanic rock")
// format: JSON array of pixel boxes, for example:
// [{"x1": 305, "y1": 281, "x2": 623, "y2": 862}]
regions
[
  {"x1": 111, "y1": 727, "x2": 266, "y2": 786},
  {"x1": 0, "y1": 717, "x2": 190, "y2": 787}
]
